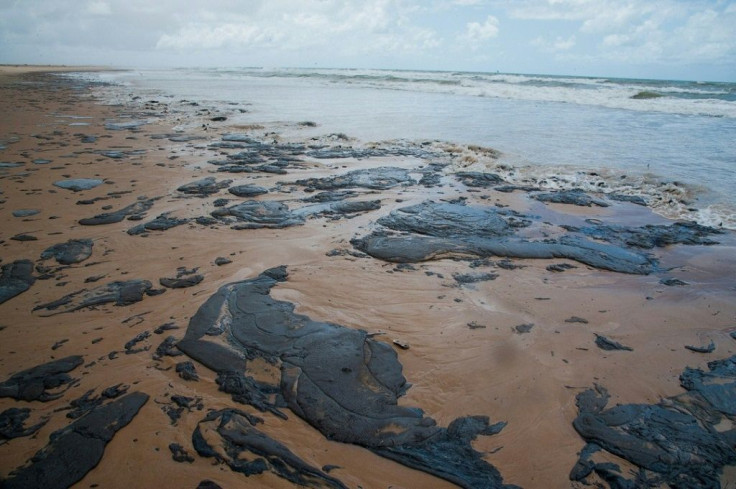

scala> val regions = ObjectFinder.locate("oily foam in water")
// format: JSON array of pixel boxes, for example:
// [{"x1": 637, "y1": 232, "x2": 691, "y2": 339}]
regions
[{"x1": 448, "y1": 146, "x2": 736, "y2": 229}]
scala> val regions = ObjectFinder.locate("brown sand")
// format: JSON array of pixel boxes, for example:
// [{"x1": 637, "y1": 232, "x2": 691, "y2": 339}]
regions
[{"x1": 1, "y1": 67, "x2": 735, "y2": 489}]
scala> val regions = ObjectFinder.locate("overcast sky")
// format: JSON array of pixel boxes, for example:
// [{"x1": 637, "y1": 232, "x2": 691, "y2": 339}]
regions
[{"x1": 1, "y1": 0, "x2": 734, "y2": 81}]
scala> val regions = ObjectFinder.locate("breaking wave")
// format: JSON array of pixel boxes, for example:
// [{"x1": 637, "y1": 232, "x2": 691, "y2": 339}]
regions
[{"x1": 193, "y1": 67, "x2": 736, "y2": 119}]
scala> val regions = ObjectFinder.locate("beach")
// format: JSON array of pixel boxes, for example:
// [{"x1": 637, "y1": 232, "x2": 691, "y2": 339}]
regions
[{"x1": 1, "y1": 67, "x2": 735, "y2": 489}]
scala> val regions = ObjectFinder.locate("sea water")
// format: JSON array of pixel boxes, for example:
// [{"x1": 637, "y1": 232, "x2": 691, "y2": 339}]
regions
[{"x1": 79, "y1": 67, "x2": 736, "y2": 228}]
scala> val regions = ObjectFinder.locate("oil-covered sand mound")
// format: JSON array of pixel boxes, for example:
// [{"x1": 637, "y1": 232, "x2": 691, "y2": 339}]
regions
[
  {"x1": 178, "y1": 266, "x2": 517, "y2": 489},
  {"x1": 351, "y1": 201, "x2": 723, "y2": 275},
  {"x1": 571, "y1": 356, "x2": 736, "y2": 487}
]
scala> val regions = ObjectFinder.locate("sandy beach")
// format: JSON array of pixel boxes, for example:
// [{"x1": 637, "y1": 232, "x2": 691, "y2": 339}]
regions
[{"x1": 1, "y1": 67, "x2": 735, "y2": 489}]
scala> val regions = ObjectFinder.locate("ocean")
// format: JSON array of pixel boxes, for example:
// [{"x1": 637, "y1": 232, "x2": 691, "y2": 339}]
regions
[{"x1": 78, "y1": 67, "x2": 736, "y2": 228}]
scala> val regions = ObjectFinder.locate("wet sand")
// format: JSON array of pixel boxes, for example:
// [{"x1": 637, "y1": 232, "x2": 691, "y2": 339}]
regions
[{"x1": 1, "y1": 68, "x2": 735, "y2": 489}]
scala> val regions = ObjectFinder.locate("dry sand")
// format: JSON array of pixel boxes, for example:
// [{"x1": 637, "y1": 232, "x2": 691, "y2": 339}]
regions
[{"x1": 1, "y1": 67, "x2": 735, "y2": 489}]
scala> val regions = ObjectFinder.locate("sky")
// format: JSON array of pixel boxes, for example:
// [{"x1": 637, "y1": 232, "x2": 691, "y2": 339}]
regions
[{"x1": 1, "y1": 0, "x2": 734, "y2": 81}]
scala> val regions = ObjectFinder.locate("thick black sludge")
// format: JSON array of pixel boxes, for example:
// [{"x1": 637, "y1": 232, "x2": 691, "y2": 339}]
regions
[
  {"x1": 376, "y1": 201, "x2": 514, "y2": 238},
  {"x1": 228, "y1": 184, "x2": 268, "y2": 197},
  {"x1": 455, "y1": 171, "x2": 505, "y2": 188},
  {"x1": 178, "y1": 267, "x2": 515, "y2": 489},
  {"x1": 533, "y1": 189, "x2": 610, "y2": 207},
  {"x1": 0, "y1": 408, "x2": 47, "y2": 441},
  {"x1": 207, "y1": 136, "x2": 436, "y2": 175},
  {"x1": 52, "y1": 178, "x2": 104, "y2": 192},
  {"x1": 352, "y1": 201, "x2": 726, "y2": 275},
  {"x1": 127, "y1": 214, "x2": 189, "y2": 236},
  {"x1": 0, "y1": 392, "x2": 149, "y2": 489},
  {"x1": 78, "y1": 198, "x2": 157, "y2": 226},
  {"x1": 294, "y1": 166, "x2": 415, "y2": 191},
  {"x1": 208, "y1": 141, "x2": 306, "y2": 173},
  {"x1": 210, "y1": 198, "x2": 382, "y2": 229},
  {"x1": 294, "y1": 200, "x2": 382, "y2": 220},
  {"x1": 159, "y1": 267, "x2": 204, "y2": 289},
  {"x1": 561, "y1": 220, "x2": 724, "y2": 249},
  {"x1": 40, "y1": 239, "x2": 94, "y2": 265},
  {"x1": 571, "y1": 356, "x2": 736, "y2": 488},
  {"x1": 0, "y1": 356, "x2": 83, "y2": 402},
  {"x1": 177, "y1": 177, "x2": 232, "y2": 197},
  {"x1": 159, "y1": 275, "x2": 203, "y2": 289},
  {"x1": 352, "y1": 202, "x2": 657, "y2": 274},
  {"x1": 0, "y1": 260, "x2": 36, "y2": 305},
  {"x1": 33, "y1": 279, "x2": 155, "y2": 316},
  {"x1": 211, "y1": 201, "x2": 305, "y2": 229},
  {"x1": 594, "y1": 334, "x2": 633, "y2": 352},
  {"x1": 301, "y1": 190, "x2": 358, "y2": 203},
  {"x1": 193, "y1": 409, "x2": 347, "y2": 489}
]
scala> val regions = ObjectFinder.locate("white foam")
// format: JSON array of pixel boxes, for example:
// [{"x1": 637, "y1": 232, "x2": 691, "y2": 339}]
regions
[
  {"x1": 219, "y1": 69, "x2": 736, "y2": 119},
  {"x1": 85, "y1": 68, "x2": 736, "y2": 119}
]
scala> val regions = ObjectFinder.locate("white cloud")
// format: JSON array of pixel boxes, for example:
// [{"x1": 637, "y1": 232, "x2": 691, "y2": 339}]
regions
[
  {"x1": 554, "y1": 35, "x2": 576, "y2": 50},
  {"x1": 506, "y1": 0, "x2": 596, "y2": 21},
  {"x1": 504, "y1": 0, "x2": 683, "y2": 31},
  {"x1": 157, "y1": 23, "x2": 280, "y2": 50},
  {"x1": 532, "y1": 34, "x2": 576, "y2": 52},
  {"x1": 496, "y1": 0, "x2": 736, "y2": 68},
  {"x1": 587, "y1": 4, "x2": 736, "y2": 65},
  {"x1": 154, "y1": 0, "x2": 430, "y2": 54},
  {"x1": 0, "y1": 0, "x2": 733, "y2": 79},
  {"x1": 462, "y1": 15, "x2": 499, "y2": 49},
  {"x1": 602, "y1": 33, "x2": 628, "y2": 48},
  {"x1": 86, "y1": 1, "x2": 112, "y2": 16},
  {"x1": 665, "y1": 8, "x2": 736, "y2": 63}
]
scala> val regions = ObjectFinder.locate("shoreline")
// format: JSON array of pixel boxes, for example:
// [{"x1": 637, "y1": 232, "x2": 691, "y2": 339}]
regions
[
  {"x1": 1, "y1": 69, "x2": 735, "y2": 489},
  {"x1": 99, "y1": 67, "x2": 736, "y2": 230},
  {"x1": 0, "y1": 65, "x2": 123, "y2": 83},
  {"x1": 0, "y1": 64, "x2": 119, "y2": 72}
]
